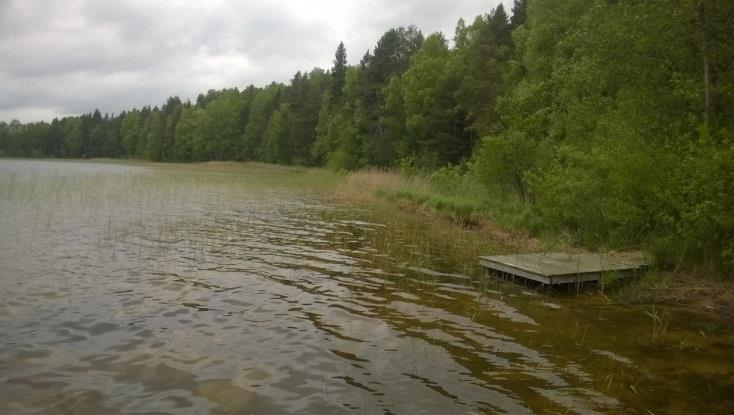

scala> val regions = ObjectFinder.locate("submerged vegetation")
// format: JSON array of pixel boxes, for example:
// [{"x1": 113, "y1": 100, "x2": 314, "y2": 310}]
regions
[{"x1": 2, "y1": 0, "x2": 733, "y2": 273}]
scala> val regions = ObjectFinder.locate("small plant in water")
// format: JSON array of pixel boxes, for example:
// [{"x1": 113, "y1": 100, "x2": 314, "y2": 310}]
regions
[{"x1": 644, "y1": 307, "x2": 670, "y2": 342}]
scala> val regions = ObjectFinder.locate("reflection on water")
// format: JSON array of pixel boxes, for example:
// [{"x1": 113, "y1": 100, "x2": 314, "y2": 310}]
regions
[{"x1": 0, "y1": 160, "x2": 732, "y2": 414}]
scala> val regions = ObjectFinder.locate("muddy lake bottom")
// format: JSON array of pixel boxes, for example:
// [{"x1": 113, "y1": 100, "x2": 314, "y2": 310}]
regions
[{"x1": 0, "y1": 159, "x2": 732, "y2": 414}]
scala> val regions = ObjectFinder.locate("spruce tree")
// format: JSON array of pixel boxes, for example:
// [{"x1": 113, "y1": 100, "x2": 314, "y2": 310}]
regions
[
  {"x1": 510, "y1": 0, "x2": 527, "y2": 28},
  {"x1": 331, "y1": 42, "x2": 347, "y2": 103}
]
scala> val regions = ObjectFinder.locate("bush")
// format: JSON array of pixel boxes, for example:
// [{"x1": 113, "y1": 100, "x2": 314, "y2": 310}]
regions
[
  {"x1": 524, "y1": 129, "x2": 734, "y2": 274},
  {"x1": 471, "y1": 129, "x2": 538, "y2": 202},
  {"x1": 430, "y1": 164, "x2": 465, "y2": 196},
  {"x1": 671, "y1": 130, "x2": 734, "y2": 271},
  {"x1": 527, "y1": 140, "x2": 678, "y2": 249}
]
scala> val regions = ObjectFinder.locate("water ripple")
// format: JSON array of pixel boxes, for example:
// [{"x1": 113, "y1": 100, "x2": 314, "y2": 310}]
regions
[{"x1": 2, "y1": 160, "x2": 732, "y2": 414}]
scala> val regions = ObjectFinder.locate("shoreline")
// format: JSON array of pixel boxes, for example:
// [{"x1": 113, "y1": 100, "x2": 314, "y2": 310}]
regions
[{"x1": 333, "y1": 168, "x2": 734, "y2": 321}]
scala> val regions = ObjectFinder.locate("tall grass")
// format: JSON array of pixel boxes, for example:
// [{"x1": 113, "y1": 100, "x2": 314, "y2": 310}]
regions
[
  {"x1": 334, "y1": 168, "x2": 430, "y2": 202},
  {"x1": 334, "y1": 168, "x2": 544, "y2": 267},
  {"x1": 337, "y1": 167, "x2": 544, "y2": 235}
]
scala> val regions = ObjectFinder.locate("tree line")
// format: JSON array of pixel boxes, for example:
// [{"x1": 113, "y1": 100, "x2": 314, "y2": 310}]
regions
[
  {"x1": 0, "y1": 4, "x2": 521, "y2": 166},
  {"x1": 2, "y1": 0, "x2": 733, "y2": 271}
]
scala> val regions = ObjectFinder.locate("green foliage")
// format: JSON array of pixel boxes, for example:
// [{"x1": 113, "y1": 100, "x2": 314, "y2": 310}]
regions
[
  {"x1": 311, "y1": 91, "x2": 336, "y2": 165},
  {"x1": 200, "y1": 90, "x2": 246, "y2": 160},
  {"x1": 510, "y1": 0, "x2": 527, "y2": 28},
  {"x1": 455, "y1": 5, "x2": 512, "y2": 138},
  {"x1": 472, "y1": 130, "x2": 536, "y2": 201},
  {"x1": 331, "y1": 42, "x2": 347, "y2": 103},
  {"x1": 397, "y1": 156, "x2": 421, "y2": 177},
  {"x1": 673, "y1": 130, "x2": 734, "y2": 268},
  {"x1": 0, "y1": 122, "x2": 6, "y2": 157},
  {"x1": 399, "y1": 33, "x2": 470, "y2": 169},
  {"x1": 388, "y1": 189, "x2": 480, "y2": 224},
  {"x1": 327, "y1": 101, "x2": 366, "y2": 171},
  {"x1": 242, "y1": 84, "x2": 283, "y2": 160},
  {"x1": 430, "y1": 164, "x2": 465, "y2": 196},
  {"x1": 261, "y1": 103, "x2": 292, "y2": 164},
  {"x1": 365, "y1": 26, "x2": 424, "y2": 86},
  {"x1": 173, "y1": 107, "x2": 205, "y2": 161},
  {"x1": 378, "y1": 76, "x2": 405, "y2": 165},
  {"x1": 120, "y1": 110, "x2": 142, "y2": 157},
  {"x1": 286, "y1": 69, "x2": 330, "y2": 165},
  {"x1": 61, "y1": 117, "x2": 84, "y2": 158},
  {"x1": 491, "y1": 0, "x2": 733, "y2": 271},
  {"x1": 144, "y1": 111, "x2": 165, "y2": 161}
]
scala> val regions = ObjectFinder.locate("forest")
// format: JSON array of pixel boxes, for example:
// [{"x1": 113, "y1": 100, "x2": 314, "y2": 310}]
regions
[{"x1": 1, "y1": 0, "x2": 733, "y2": 272}]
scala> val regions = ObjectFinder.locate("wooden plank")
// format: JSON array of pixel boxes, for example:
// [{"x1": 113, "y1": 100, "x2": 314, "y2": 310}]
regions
[
  {"x1": 479, "y1": 252, "x2": 646, "y2": 285},
  {"x1": 479, "y1": 257, "x2": 551, "y2": 284}
]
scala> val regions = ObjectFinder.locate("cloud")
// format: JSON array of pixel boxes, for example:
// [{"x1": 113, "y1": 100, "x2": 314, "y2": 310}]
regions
[{"x1": 0, "y1": 0, "x2": 506, "y2": 122}]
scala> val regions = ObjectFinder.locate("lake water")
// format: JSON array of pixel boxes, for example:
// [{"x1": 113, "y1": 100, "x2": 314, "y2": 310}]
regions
[{"x1": 0, "y1": 160, "x2": 732, "y2": 414}]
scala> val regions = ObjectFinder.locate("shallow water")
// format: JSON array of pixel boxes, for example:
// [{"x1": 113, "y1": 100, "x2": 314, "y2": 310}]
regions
[{"x1": 0, "y1": 160, "x2": 732, "y2": 414}]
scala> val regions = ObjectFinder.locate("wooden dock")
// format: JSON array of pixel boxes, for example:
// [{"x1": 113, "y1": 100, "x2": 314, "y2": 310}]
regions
[{"x1": 479, "y1": 252, "x2": 647, "y2": 285}]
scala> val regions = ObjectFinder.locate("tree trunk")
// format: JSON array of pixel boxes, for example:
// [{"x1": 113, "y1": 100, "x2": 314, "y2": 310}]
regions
[{"x1": 700, "y1": 1, "x2": 711, "y2": 127}]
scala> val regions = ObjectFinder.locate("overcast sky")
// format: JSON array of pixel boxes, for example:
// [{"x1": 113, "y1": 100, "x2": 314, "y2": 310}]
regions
[{"x1": 0, "y1": 0, "x2": 508, "y2": 123}]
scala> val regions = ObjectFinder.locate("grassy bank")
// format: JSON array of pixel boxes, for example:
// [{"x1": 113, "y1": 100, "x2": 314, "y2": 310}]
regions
[
  {"x1": 335, "y1": 168, "x2": 559, "y2": 250},
  {"x1": 334, "y1": 168, "x2": 734, "y2": 319}
]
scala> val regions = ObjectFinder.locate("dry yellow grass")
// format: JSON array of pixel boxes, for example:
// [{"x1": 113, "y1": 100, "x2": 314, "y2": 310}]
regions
[{"x1": 333, "y1": 168, "x2": 430, "y2": 202}]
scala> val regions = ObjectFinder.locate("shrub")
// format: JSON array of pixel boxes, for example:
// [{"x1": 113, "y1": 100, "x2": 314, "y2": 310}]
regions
[{"x1": 471, "y1": 129, "x2": 538, "y2": 202}]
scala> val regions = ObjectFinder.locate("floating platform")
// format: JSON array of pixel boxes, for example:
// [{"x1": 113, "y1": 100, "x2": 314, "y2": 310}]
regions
[{"x1": 479, "y1": 252, "x2": 647, "y2": 285}]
